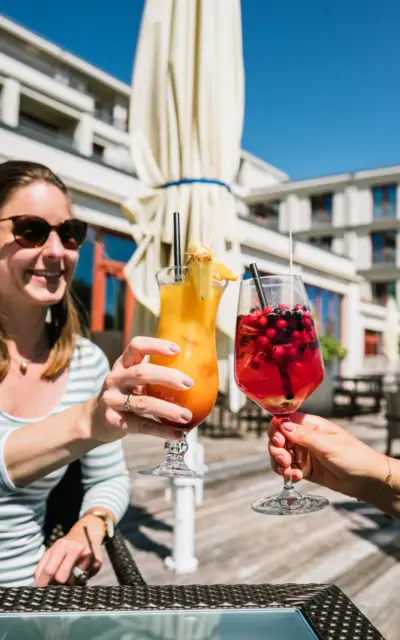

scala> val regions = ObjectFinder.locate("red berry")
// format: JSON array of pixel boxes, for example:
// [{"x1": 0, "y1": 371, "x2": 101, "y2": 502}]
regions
[
  {"x1": 286, "y1": 346, "x2": 297, "y2": 358},
  {"x1": 256, "y1": 336, "x2": 269, "y2": 349},
  {"x1": 276, "y1": 319, "x2": 287, "y2": 329},
  {"x1": 272, "y1": 346, "x2": 285, "y2": 359},
  {"x1": 303, "y1": 317, "x2": 312, "y2": 328},
  {"x1": 292, "y1": 330, "x2": 301, "y2": 341},
  {"x1": 258, "y1": 315, "x2": 268, "y2": 327},
  {"x1": 294, "y1": 304, "x2": 303, "y2": 310},
  {"x1": 278, "y1": 303, "x2": 288, "y2": 310},
  {"x1": 302, "y1": 333, "x2": 311, "y2": 344},
  {"x1": 263, "y1": 306, "x2": 273, "y2": 315},
  {"x1": 266, "y1": 328, "x2": 277, "y2": 339}
]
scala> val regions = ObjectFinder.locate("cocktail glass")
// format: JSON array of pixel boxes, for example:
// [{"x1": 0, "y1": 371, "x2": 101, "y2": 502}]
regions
[
  {"x1": 234, "y1": 274, "x2": 329, "y2": 515},
  {"x1": 137, "y1": 265, "x2": 226, "y2": 478}
]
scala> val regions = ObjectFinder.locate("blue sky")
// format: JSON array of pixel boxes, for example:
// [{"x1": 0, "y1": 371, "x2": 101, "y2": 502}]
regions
[{"x1": 1, "y1": 0, "x2": 400, "y2": 180}]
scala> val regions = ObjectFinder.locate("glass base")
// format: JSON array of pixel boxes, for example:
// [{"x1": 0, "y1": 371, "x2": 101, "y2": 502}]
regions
[
  {"x1": 251, "y1": 485, "x2": 329, "y2": 516},
  {"x1": 137, "y1": 460, "x2": 203, "y2": 479},
  {"x1": 137, "y1": 435, "x2": 203, "y2": 479}
]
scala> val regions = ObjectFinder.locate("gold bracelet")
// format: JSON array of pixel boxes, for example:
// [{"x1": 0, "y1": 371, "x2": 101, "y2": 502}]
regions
[{"x1": 383, "y1": 455, "x2": 393, "y2": 490}]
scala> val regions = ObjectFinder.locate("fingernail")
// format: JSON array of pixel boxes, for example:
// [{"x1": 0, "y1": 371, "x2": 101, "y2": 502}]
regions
[
  {"x1": 181, "y1": 410, "x2": 192, "y2": 422},
  {"x1": 276, "y1": 455, "x2": 286, "y2": 465},
  {"x1": 182, "y1": 376, "x2": 194, "y2": 388},
  {"x1": 272, "y1": 435, "x2": 281, "y2": 446},
  {"x1": 169, "y1": 343, "x2": 180, "y2": 353},
  {"x1": 282, "y1": 422, "x2": 296, "y2": 432}
]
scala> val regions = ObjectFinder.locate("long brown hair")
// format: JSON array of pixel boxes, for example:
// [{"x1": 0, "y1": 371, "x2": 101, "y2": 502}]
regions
[{"x1": 0, "y1": 160, "x2": 82, "y2": 383}]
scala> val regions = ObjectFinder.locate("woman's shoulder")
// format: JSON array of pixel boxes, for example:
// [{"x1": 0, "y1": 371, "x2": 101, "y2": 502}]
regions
[{"x1": 73, "y1": 335, "x2": 111, "y2": 374}]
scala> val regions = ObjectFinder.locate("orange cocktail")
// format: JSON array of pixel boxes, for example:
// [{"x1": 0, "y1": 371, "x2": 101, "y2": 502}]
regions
[
  {"x1": 147, "y1": 269, "x2": 225, "y2": 431},
  {"x1": 138, "y1": 242, "x2": 236, "y2": 479}
]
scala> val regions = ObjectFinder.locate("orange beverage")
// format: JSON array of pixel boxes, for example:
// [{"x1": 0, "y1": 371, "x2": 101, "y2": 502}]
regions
[
  {"x1": 147, "y1": 272, "x2": 225, "y2": 430},
  {"x1": 138, "y1": 241, "x2": 237, "y2": 479}
]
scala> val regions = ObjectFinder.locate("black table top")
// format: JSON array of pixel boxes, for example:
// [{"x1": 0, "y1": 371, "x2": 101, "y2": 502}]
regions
[{"x1": 0, "y1": 583, "x2": 384, "y2": 640}]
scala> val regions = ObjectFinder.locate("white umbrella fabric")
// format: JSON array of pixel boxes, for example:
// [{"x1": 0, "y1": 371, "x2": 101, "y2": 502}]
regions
[{"x1": 122, "y1": 0, "x2": 244, "y2": 346}]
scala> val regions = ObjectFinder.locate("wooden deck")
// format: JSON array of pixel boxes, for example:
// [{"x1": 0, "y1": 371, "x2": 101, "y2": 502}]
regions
[{"x1": 91, "y1": 414, "x2": 399, "y2": 640}]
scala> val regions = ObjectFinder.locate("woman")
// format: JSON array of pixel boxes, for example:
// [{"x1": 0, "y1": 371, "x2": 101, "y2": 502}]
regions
[
  {"x1": 268, "y1": 413, "x2": 400, "y2": 519},
  {"x1": 0, "y1": 160, "x2": 194, "y2": 587}
]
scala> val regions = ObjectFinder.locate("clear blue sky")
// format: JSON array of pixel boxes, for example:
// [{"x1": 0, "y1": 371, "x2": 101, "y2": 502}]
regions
[{"x1": 2, "y1": 0, "x2": 400, "y2": 180}]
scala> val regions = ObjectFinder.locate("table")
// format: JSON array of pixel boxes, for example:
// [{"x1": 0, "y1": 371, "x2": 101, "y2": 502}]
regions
[{"x1": 0, "y1": 584, "x2": 384, "y2": 640}]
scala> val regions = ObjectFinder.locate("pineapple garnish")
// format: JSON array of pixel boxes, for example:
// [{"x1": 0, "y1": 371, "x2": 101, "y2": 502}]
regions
[{"x1": 186, "y1": 240, "x2": 238, "y2": 300}]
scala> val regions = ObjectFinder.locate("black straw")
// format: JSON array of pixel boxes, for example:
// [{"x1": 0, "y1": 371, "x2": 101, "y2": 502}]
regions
[
  {"x1": 249, "y1": 263, "x2": 266, "y2": 308},
  {"x1": 173, "y1": 211, "x2": 182, "y2": 281}
]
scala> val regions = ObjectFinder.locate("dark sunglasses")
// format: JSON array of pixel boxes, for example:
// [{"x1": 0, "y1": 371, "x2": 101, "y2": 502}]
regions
[{"x1": 0, "y1": 215, "x2": 87, "y2": 249}]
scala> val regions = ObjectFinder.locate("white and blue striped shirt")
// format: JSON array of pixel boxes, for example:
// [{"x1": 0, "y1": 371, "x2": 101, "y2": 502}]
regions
[{"x1": 0, "y1": 336, "x2": 130, "y2": 586}]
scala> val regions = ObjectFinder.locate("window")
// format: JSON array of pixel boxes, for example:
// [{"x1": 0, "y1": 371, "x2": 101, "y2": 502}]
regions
[
  {"x1": 248, "y1": 202, "x2": 280, "y2": 229},
  {"x1": 372, "y1": 184, "x2": 397, "y2": 218},
  {"x1": 93, "y1": 143, "x2": 105, "y2": 158},
  {"x1": 371, "y1": 281, "x2": 396, "y2": 305},
  {"x1": 305, "y1": 285, "x2": 341, "y2": 340},
  {"x1": 308, "y1": 236, "x2": 332, "y2": 251},
  {"x1": 311, "y1": 193, "x2": 333, "y2": 226},
  {"x1": 364, "y1": 330, "x2": 382, "y2": 356},
  {"x1": 371, "y1": 231, "x2": 396, "y2": 264}
]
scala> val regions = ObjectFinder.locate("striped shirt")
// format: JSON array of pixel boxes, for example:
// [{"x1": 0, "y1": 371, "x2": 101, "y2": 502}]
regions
[{"x1": 0, "y1": 336, "x2": 130, "y2": 586}]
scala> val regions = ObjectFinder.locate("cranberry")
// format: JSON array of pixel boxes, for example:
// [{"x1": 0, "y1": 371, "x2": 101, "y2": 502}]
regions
[
  {"x1": 286, "y1": 346, "x2": 297, "y2": 358},
  {"x1": 263, "y1": 306, "x2": 273, "y2": 315},
  {"x1": 258, "y1": 315, "x2": 268, "y2": 327},
  {"x1": 276, "y1": 319, "x2": 288, "y2": 329},
  {"x1": 266, "y1": 328, "x2": 277, "y2": 339},
  {"x1": 294, "y1": 304, "x2": 303, "y2": 310},
  {"x1": 256, "y1": 336, "x2": 269, "y2": 349},
  {"x1": 278, "y1": 303, "x2": 288, "y2": 310},
  {"x1": 250, "y1": 355, "x2": 262, "y2": 370},
  {"x1": 272, "y1": 346, "x2": 285, "y2": 360},
  {"x1": 292, "y1": 330, "x2": 301, "y2": 341},
  {"x1": 303, "y1": 317, "x2": 312, "y2": 328}
]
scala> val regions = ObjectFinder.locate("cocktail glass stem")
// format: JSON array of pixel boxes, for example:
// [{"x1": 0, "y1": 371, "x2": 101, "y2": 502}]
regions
[{"x1": 137, "y1": 433, "x2": 203, "y2": 479}]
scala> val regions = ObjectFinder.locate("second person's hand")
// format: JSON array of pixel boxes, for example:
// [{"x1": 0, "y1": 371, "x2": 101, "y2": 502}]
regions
[{"x1": 268, "y1": 413, "x2": 387, "y2": 501}]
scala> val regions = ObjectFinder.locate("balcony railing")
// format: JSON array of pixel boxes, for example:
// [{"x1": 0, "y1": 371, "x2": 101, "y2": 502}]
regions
[
  {"x1": 310, "y1": 214, "x2": 332, "y2": 228},
  {"x1": 17, "y1": 121, "x2": 75, "y2": 152}
]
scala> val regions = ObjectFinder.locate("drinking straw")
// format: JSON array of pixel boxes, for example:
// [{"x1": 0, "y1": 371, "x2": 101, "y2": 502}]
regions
[
  {"x1": 289, "y1": 230, "x2": 293, "y2": 308},
  {"x1": 250, "y1": 263, "x2": 266, "y2": 308},
  {"x1": 173, "y1": 211, "x2": 182, "y2": 281}
]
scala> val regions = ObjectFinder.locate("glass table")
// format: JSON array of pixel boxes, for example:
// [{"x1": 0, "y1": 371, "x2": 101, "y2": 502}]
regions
[
  {"x1": 0, "y1": 609, "x2": 318, "y2": 639},
  {"x1": 0, "y1": 583, "x2": 383, "y2": 640}
]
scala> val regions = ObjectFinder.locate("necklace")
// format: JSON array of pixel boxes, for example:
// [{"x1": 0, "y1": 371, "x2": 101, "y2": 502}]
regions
[{"x1": 10, "y1": 356, "x2": 31, "y2": 375}]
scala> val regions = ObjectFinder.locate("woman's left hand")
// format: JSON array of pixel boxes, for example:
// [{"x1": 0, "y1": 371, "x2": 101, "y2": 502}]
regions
[{"x1": 33, "y1": 514, "x2": 104, "y2": 586}]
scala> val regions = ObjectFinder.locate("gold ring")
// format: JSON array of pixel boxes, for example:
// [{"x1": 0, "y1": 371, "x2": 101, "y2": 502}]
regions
[{"x1": 124, "y1": 393, "x2": 133, "y2": 413}]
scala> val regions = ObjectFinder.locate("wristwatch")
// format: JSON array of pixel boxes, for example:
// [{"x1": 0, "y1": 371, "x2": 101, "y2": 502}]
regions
[{"x1": 86, "y1": 510, "x2": 115, "y2": 540}]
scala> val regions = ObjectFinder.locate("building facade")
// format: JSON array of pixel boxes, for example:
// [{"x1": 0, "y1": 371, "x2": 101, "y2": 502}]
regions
[
  {"x1": 246, "y1": 166, "x2": 400, "y2": 371},
  {"x1": 0, "y1": 14, "x2": 372, "y2": 378}
]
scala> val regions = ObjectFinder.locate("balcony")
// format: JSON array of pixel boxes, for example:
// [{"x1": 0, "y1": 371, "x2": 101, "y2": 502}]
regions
[
  {"x1": 247, "y1": 202, "x2": 279, "y2": 231},
  {"x1": 372, "y1": 247, "x2": 397, "y2": 267}
]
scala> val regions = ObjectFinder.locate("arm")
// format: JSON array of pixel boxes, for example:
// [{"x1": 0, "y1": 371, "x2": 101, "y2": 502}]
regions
[
  {"x1": 357, "y1": 454, "x2": 400, "y2": 519},
  {"x1": 1, "y1": 399, "x2": 97, "y2": 492}
]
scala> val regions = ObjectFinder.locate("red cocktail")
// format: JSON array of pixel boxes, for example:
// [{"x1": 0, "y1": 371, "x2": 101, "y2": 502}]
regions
[
  {"x1": 235, "y1": 303, "x2": 324, "y2": 415},
  {"x1": 234, "y1": 272, "x2": 329, "y2": 516}
]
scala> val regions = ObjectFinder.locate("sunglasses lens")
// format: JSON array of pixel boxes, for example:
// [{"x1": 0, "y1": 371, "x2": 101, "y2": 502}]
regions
[
  {"x1": 13, "y1": 218, "x2": 49, "y2": 248},
  {"x1": 59, "y1": 220, "x2": 87, "y2": 249}
]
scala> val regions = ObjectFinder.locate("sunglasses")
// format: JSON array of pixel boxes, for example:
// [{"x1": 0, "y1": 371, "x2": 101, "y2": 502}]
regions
[{"x1": 0, "y1": 215, "x2": 87, "y2": 249}]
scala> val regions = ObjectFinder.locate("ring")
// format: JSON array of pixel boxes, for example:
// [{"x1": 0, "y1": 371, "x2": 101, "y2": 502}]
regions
[{"x1": 124, "y1": 393, "x2": 134, "y2": 413}]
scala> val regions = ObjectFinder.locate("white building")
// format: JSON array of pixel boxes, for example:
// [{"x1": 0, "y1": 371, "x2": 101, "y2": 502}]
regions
[{"x1": 0, "y1": 14, "x2": 379, "y2": 378}]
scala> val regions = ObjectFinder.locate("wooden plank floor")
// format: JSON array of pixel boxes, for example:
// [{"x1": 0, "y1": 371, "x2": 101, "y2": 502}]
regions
[{"x1": 91, "y1": 414, "x2": 399, "y2": 640}]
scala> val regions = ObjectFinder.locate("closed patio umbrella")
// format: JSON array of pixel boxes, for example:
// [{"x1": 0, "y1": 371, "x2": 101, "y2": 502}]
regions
[
  {"x1": 122, "y1": 0, "x2": 245, "y2": 575},
  {"x1": 123, "y1": 0, "x2": 244, "y2": 356}
]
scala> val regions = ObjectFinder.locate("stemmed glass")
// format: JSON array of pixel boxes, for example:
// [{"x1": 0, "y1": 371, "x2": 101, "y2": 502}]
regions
[
  {"x1": 137, "y1": 265, "x2": 227, "y2": 478},
  {"x1": 234, "y1": 272, "x2": 329, "y2": 515}
]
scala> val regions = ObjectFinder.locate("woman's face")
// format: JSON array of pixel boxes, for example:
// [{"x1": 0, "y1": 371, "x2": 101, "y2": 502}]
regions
[{"x1": 0, "y1": 181, "x2": 79, "y2": 309}]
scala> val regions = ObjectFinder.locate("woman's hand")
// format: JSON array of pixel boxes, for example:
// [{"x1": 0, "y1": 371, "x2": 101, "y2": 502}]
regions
[
  {"x1": 33, "y1": 514, "x2": 103, "y2": 587},
  {"x1": 89, "y1": 336, "x2": 193, "y2": 443},
  {"x1": 268, "y1": 413, "x2": 387, "y2": 500}
]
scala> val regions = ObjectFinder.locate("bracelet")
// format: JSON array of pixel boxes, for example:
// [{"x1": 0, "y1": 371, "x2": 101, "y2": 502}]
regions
[{"x1": 383, "y1": 455, "x2": 393, "y2": 491}]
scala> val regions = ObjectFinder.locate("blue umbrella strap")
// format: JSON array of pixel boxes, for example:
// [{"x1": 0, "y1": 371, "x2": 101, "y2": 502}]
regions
[{"x1": 158, "y1": 178, "x2": 232, "y2": 193}]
